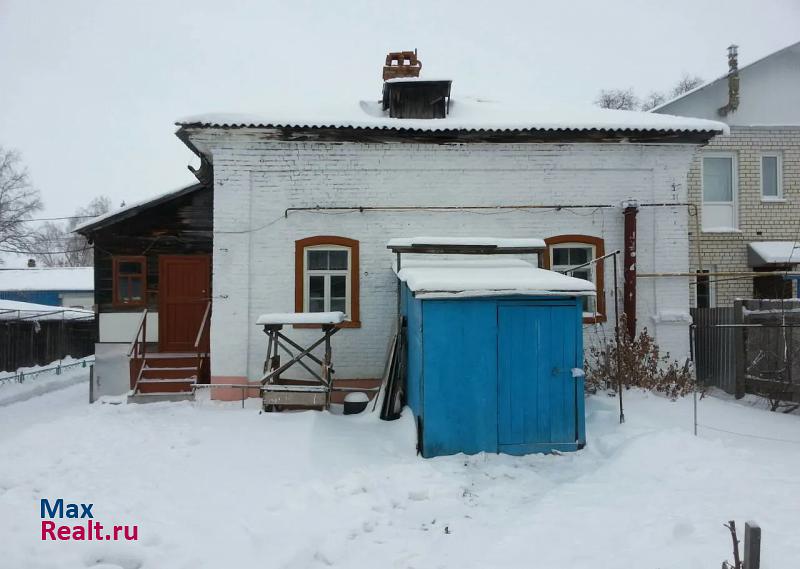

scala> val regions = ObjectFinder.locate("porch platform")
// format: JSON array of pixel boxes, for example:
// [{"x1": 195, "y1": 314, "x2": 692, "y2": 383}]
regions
[{"x1": 128, "y1": 392, "x2": 195, "y2": 404}]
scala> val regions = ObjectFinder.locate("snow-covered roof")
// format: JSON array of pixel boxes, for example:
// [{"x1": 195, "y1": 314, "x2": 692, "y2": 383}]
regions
[
  {"x1": 74, "y1": 183, "x2": 205, "y2": 233},
  {"x1": 0, "y1": 267, "x2": 93, "y2": 291},
  {"x1": 256, "y1": 312, "x2": 345, "y2": 325},
  {"x1": 388, "y1": 236, "x2": 546, "y2": 249},
  {"x1": 650, "y1": 40, "x2": 800, "y2": 113},
  {"x1": 177, "y1": 97, "x2": 727, "y2": 134},
  {"x1": 397, "y1": 258, "x2": 595, "y2": 299},
  {"x1": 747, "y1": 241, "x2": 800, "y2": 266},
  {"x1": 0, "y1": 299, "x2": 94, "y2": 321}
]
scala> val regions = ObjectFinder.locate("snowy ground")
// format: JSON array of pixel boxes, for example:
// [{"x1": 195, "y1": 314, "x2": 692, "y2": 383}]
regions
[
  {"x1": 0, "y1": 357, "x2": 92, "y2": 407},
  {"x1": 0, "y1": 374, "x2": 799, "y2": 569}
]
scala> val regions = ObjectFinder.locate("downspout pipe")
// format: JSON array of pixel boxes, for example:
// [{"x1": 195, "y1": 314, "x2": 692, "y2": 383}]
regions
[{"x1": 623, "y1": 200, "x2": 638, "y2": 339}]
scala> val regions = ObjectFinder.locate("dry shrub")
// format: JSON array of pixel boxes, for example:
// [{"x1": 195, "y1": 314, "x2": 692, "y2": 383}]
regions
[{"x1": 585, "y1": 317, "x2": 695, "y2": 399}]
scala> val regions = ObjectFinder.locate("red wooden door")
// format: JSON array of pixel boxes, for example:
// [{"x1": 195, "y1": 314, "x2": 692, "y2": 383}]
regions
[{"x1": 158, "y1": 256, "x2": 211, "y2": 353}]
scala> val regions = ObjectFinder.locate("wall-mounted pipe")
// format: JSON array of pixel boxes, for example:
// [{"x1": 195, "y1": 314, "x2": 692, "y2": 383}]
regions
[
  {"x1": 284, "y1": 204, "x2": 616, "y2": 217},
  {"x1": 283, "y1": 202, "x2": 691, "y2": 218},
  {"x1": 623, "y1": 201, "x2": 638, "y2": 339}
]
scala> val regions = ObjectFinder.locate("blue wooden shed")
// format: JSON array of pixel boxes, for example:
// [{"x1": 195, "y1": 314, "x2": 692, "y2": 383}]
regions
[{"x1": 394, "y1": 251, "x2": 593, "y2": 458}]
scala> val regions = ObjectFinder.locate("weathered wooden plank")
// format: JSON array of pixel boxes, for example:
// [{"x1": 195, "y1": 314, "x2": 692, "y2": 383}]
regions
[{"x1": 89, "y1": 186, "x2": 212, "y2": 312}]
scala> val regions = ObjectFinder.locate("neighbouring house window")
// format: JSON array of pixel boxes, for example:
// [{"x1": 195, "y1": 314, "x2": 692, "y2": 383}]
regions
[
  {"x1": 696, "y1": 270, "x2": 714, "y2": 308},
  {"x1": 112, "y1": 256, "x2": 146, "y2": 306},
  {"x1": 753, "y1": 267, "x2": 793, "y2": 299},
  {"x1": 702, "y1": 153, "x2": 738, "y2": 231},
  {"x1": 760, "y1": 153, "x2": 783, "y2": 200},
  {"x1": 295, "y1": 236, "x2": 360, "y2": 327},
  {"x1": 543, "y1": 235, "x2": 606, "y2": 323}
]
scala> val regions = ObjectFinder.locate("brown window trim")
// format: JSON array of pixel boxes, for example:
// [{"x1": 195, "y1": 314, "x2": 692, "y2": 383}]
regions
[
  {"x1": 294, "y1": 236, "x2": 361, "y2": 329},
  {"x1": 112, "y1": 255, "x2": 147, "y2": 308},
  {"x1": 543, "y1": 235, "x2": 606, "y2": 324}
]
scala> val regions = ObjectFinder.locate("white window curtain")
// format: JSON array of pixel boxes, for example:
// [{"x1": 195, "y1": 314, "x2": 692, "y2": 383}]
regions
[
  {"x1": 761, "y1": 154, "x2": 782, "y2": 200},
  {"x1": 702, "y1": 154, "x2": 737, "y2": 231}
]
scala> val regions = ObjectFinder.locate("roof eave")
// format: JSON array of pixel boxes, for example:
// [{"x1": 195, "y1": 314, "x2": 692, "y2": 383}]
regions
[
  {"x1": 74, "y1": 182, "x2": 206, "y2": 235},
  {"x1": 174, "y1": 123, "x2": 723, "y2": 144}
]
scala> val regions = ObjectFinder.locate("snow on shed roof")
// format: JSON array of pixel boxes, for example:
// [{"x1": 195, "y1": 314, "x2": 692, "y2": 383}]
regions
[
  {"x1": 747, "y1": 241, "x2": 800, "y2": 266},
  {"x1": 396, "y1": 258, "x2": 595, "y2": 299},
  {"x1": 177, "y1": 97, "x2": 727, "y2": 134},
  {"x1": 387, "y1": 236, "x2": 546, "y2": 249},
  {"x1": 74, "y1": 183, "x2": 205, "y2": 233},
  {"x1": 0, "y1": 267, "x2": 93, "y2": 292},
  {"x1": 0, "y1": 299, "x2": 94, "y2": 321},
  {"x1": 255, "y1": 312, "x2": 345, "y2": 325}
]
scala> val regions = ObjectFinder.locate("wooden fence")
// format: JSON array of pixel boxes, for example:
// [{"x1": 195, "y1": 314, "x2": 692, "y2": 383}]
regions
[
  {"x1": 0, "y1": 319, "x2": 95, "y2": 373},
  {"x1": 692, "y1": 300, "x2": 800, "y2": 403}
]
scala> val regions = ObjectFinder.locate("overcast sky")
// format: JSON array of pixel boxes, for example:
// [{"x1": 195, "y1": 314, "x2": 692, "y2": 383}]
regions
[{"x1": 1, "y1": 0, "x2": 798, "y2": 223}]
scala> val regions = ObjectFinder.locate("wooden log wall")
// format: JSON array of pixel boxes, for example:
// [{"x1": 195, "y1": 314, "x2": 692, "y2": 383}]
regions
[{"x1": 88, "y1": 186, "x2": 213, "y2": 313}]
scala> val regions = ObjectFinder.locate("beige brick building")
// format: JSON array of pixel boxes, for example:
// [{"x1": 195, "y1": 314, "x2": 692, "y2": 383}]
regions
[
  {"x1": 687, "y1": 127, "x2": 800, "y2": 305},
  {"x1": 654, "y1": 42, "x2": 800, "y2": 307}
]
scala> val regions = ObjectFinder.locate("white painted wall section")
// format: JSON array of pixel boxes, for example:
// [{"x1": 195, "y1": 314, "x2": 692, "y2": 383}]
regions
[
  {"x1": 99, "y1": 312, "x2": 159, "y2": 343},
  {"x1": 191, "y1": 134, "x2": 698, "y2": 381}
]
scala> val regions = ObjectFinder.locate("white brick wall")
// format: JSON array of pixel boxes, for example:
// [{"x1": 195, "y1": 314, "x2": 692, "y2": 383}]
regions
[{"x1": 189, "y1": 131, "x2": 700, "y2": 380}]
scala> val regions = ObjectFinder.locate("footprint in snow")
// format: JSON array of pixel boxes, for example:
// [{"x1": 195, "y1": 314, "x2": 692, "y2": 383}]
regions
[
  {"x1": 407, "y1": 489, "x2": 429, "y2": 501},
  {"x1": 84, "y1": 553, "x2": 143, "y2": 569}
]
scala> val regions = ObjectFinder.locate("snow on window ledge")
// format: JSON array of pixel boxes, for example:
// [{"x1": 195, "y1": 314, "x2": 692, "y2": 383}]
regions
[{"x1": 701, "y1": 227, "x2": 742, "y2": 234}]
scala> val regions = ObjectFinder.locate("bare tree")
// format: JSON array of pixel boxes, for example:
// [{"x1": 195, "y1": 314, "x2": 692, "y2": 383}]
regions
[
  {"x1": 0, "y1": 147, "x2": 42, "y2": 260},
  {"x1": 594, "y1": 88, "x2": 639, "y2": 110},
  {"x1": 595, "y1": 73, "x2": 704, "y2": 112},
  {"x1": 640, "y1": 91, "x2": 666, "y2": 112},
  {"x1": 670, "y1": 73, "x2": 704, "y2": 98},
  {"x1": 32, "y1": 196, "x2": 111, "y2": 267}
]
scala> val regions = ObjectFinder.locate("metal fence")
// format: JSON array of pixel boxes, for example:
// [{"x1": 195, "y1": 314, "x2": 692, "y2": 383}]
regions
[
  {"x1": 0, "y1": 357, "x2": 95, "y2": 385},
  {"x1": 691, "y1": 307, "x2": 737, "y2": 394}
]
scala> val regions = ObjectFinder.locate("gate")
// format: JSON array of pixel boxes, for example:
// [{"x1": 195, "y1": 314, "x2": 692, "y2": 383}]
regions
[
  {"x1": 692, "y1": 301, "x2": 800, "y2": 405},
  {"x1": 691, "y1": 307, "x2": 737, "y2": 393}
]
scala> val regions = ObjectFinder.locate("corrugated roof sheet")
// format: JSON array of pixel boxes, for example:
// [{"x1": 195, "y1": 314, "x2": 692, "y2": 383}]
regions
[
  {"x1": 0, "y1": 299, "x2": 94, "y2": 320},
  {"x1": 177, "y1": 98, "x2": 728, "y2": 134}
]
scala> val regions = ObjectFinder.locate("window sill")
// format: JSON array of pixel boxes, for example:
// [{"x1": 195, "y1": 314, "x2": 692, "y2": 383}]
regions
[
  {"x1": 701, "y1": 228, "x2": 742, "y2": 234},
  {"x1": 761, "y1": 197, "x2": 786, "y2": 203},
  {"x1": 293, "y1": 321, "x2": 361, "y2": 329}
]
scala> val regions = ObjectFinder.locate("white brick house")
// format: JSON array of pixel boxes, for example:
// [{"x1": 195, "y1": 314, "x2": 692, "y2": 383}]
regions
[
  {"x1": 653, "y1": 41, "x2": 800, "y2": 306},
  {"x1": 172, "y1": 91, "x2": 725, "y2": 399}
]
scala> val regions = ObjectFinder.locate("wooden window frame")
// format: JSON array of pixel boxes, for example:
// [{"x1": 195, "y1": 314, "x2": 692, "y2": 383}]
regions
[
  {"x1": 294, "y1": 236, "x2": 360, "y2": 328},
  {"x1": 112, "y1": 255, "x2": 147, "y2": 308},
  {"x1": 543, "y1": 235, "x2": 606, "y2": 324}
]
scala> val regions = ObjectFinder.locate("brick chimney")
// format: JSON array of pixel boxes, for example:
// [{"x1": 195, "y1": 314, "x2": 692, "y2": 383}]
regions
[
  {"x1": 382, "y1": 50, "x2": 422, "y2": 80},
  {"x1": 718, "y1": 44, "x2": 740, "y2": 117},
  {"x1": 381, "y1": 50, "x2": 452, "y2": 119}
]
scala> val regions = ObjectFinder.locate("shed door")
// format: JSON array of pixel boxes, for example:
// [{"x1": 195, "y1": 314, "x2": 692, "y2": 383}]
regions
[
  {"x1": 497, "y1": 304, "x2": 577, "y2": 452},
  {"x1": 158, "y1": 255, "x2": 211, "y2": 353}
]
